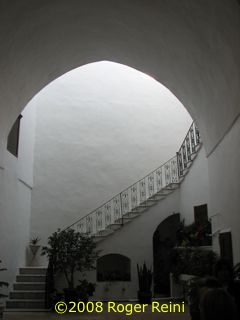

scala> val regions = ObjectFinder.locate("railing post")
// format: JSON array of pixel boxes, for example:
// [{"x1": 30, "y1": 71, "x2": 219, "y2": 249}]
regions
[
  {"x1": 176, "y1": 151, "x2": 183, "y2": 178},
  {"x1": 120, "y1": 192, "x2": 124, "y2": 226}
]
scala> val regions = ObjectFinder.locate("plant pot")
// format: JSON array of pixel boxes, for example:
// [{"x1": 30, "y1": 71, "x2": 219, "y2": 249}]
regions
[
  {"x1": 78, "y1": 294, "x2": 89, "y2": 304},
  {"x1": 137, "y1": 290, "x2": 152, "y2": 304},
  {"x1": 64, "y1": 288, "x2": 78, "y2": 304},
  {"x1": 29, "y1": 244, "x2": 40, "y2": 256},
  {"x1": 0, "y1": 305, "x2": 4, "y2": 320}
]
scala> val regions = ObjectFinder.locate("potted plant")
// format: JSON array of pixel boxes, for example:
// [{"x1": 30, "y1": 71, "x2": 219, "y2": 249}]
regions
[
  {"x1": 76, "y1": 279, "x2": 96, "y2": 303},
  {"x1": 29, "y1": 236, "x2": 41, "y2": 256},
  {"x1": 137, "y1": 262, "x2": 152, "y2": 304},
  {"x1": 176, "y1": 220, "x2": 212, "y2": 247},
  {"x1": 233, "y1": 262, "x2": 240, "y2": 280},
  {"x1": 0, "y1": 260, "x2": 8, "y2": 319},
  {"x1": 41, "y1": 228, "x2": 99, "y2": 304},
  {"x1": 170, "y1": 247, "x2": 217, "y2": 282}
]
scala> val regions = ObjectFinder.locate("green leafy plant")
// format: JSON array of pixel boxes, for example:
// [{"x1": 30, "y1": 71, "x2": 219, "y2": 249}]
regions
[
  {"x1": 170, "y1": 247, "x2": 218, "y2": 282},
  {"x1": 233, "y1": 262, "x2": 240, "y2": 279},
  {"x1": 176, "y1": 220, "x2": 212, "y2": 247},
  {"x1": 0, "y1": 260, "x2": 8, "y2": 299},
  {"x1": 41, "y1": 228, "x2": 99, "y2": 289},
  {"x1": 77, "y1": 280, "x2": 96, "y2": 303}
]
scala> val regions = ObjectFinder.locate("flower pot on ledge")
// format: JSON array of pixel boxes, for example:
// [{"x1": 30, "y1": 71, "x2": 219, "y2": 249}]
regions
[{"x1": 29, "y1": 244, "x2": 41, "y2": 256}]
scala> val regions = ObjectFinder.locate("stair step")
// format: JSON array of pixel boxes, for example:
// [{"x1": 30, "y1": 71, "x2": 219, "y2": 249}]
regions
[
  {"x1": 10, "y1": 291, "x2": 45, "y2": 300},
  {"x1": 143, "y1": 199, "x2": 158, "y2": 206},
  {"x1": 115, "y1": 217, "x2": 131, "y2": 224},
  {"x1": 13, "y1": 282, "x2": 45, "y2": 291},
  {"x1": 131, "y1": 206, "x2": 146, "y2": 213},
  {"x1": 97, "y1": 228, "x2": 114, "y2": 236},
  {"x1": 107, "y1": 223, "x2": 122, "y2": 231},
  {"x1": 6, "y1": 299, "x2": 45, "y2": 309},
  {"x1": 93, "y1": 235, "x2": 107, "y2": 242},
  {"x1": 123, "y1": 212, "x2": 140, "y2": 219},
  {"x1": 16, "y1": 275, "x2": 46, "y2": 283},
  {"x1": 19, "y1": 267, "x2": 47, "y2": 275}
]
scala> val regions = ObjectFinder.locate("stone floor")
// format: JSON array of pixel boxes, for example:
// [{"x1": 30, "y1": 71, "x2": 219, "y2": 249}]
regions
[{"x1": 3, "y1": 303, "x2": 191, "y2": 320}]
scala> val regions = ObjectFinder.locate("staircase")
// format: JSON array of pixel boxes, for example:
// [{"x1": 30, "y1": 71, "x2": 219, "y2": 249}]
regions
[
  {"x1": 5, "y1": 122, "x2": 201, "y2": 312},
  {"x1": 66, "y1": 122, "x2": 201, "y2": 241},
  {"x1": 6, "y1": 267, "x2": 47, "y2": 311}
]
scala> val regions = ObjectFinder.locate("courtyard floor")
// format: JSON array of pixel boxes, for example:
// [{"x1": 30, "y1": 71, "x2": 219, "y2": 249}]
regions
[{"x1": 4, "y1": 303, "x2": 190, "y2": 320}]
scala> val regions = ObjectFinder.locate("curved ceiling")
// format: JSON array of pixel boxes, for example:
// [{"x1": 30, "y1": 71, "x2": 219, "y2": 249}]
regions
[{"x1": 0, "y1": 0, "x2": 240, "y2": 155}]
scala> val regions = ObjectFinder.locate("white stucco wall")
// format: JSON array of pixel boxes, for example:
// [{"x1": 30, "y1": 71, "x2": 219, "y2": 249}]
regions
[
  {"x1": 208, "y1": 116, "x2": 240, "y2": 264},
  {"x1": 0, "y1": 0, "x2": 239, "y2": 300},
  {"x1": 92, "y1": 147, "x2": 209, "y2": 300},
  {"x1": 53, "y1": 146, "x2": 209, "y2": 300},
  {"x1": 179, "y1": 146, "x2": 210, "y2": 225},
  {"x1": 29, "y1": 61, "x2": 192, "y2": 248},
  {"x1": 94, "y1": 190, "x2": 180, "y2": 300},
  {"x1": 0, "y1": 106, "x2": 36, "y2": 289}
]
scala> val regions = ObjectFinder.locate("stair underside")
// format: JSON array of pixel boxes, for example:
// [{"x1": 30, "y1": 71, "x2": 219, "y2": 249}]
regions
[{"x1": 92, "y1": 182, "x2": 182, "y2": 242}]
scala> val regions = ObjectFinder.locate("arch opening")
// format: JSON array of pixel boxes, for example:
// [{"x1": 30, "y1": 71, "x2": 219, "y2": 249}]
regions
[
  {"x1": 20, "y1": 60, "x2": 193, "y2": 239},
  {"x1": 97, "y1": 254, "x2": 131, "y2": 282}
]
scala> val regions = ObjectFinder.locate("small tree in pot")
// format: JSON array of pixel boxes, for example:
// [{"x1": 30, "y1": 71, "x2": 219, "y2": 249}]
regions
[
  {"x1": 137, "y1": 262, "x2": 152, "y2": 304},
  {"x1": 42, "y1": 228, "x2": 99, "y2": 304}
]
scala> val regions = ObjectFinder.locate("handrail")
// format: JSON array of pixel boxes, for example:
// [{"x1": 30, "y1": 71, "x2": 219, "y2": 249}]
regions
[{"x1": 65, "y1": 122, "x2": 201, "y2": 235}]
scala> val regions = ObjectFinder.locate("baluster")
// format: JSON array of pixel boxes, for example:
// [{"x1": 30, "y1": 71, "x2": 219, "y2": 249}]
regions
[
  {"x1": 104, "y1": 202, "x2": 111, "y2": 228},
  {"x1": 76, "y1": 219, "x2": 85, "y2": 234},
  {"x1": 120, "y1": 190, "x2": 129, "y2": 215},
  {"x1": 195, "y1": 124, "x2": 200, "y2": 145},
  {"x1": 164, "y1": 161, "x2": 171, "y2": 186},
  {"x1": 139, "y1": 178, "x2": 146, "y2": 203},
  {"x1": 86, "y1": 215, "x2": 93, "y2": 235},
  {"x1": 96, "y1": 208, "x2": 103, "y2": 232},
  {"x1": 170, "y1": 156, "x2": 179, "y2": 183},
  {"x1": 156, "y1": 167, "x2": 163, "y2": 192},
  {"x1": 185, "y1": 132, "x2": 191, "y2": 161},
  {"x1": 182, "y1": 142, "x2": 187, "y2": 168},
  {"x1": 190, "y1": 124, "x2": 196, "y2": 153},
  {"x1": 113, "y1": 195, "x2": 121, "y2": 222},
  {"x1": 147, "y1": 173, "x2": 154, "y2": 198},
  {"x1": 177, "y1": 151, "x2": 183, "y2": 177},
  {"x1": 131, "y1": 184, "x2": 138, "y2": 210}
]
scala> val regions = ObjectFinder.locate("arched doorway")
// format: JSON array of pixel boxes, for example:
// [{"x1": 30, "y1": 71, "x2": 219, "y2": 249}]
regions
[{"x1": 153, "y1": 213, "x2": 180, "y2": 297}]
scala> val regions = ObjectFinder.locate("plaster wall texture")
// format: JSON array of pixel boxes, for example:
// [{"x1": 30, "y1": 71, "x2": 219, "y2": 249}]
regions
[
  {"x1": 53, "y1": 147, "x2": 209, "y2": 299},
  {"x1": 92, "y1": 147, "x2": 209, "y2": 300},
  {"x1": 0, "y1": 0, "x2": 239, "y2": 295},
  {"x1": 30, "y1": 62, "x2": 192, "y2": 248},
  {"x1": 0, "y1": 106, "x2": 36, "y2": 287},
  {"x1": 179, "y1": 146, "x2": 210, "y2": 225},
  {"x1": 208, "y1": 116, "x2": 240, "y2": 264},
  {"x1": 0, "y1": 0, "x2": 239, "y2": 155}
]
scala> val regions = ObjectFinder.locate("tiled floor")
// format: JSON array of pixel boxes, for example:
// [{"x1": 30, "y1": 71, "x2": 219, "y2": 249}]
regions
[{"x1": 4, "y1": 303, "x2": 191, "y2": 320}]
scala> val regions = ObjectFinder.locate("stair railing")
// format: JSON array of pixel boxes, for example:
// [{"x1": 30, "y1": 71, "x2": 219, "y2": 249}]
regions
[{"x1": 66, "y1": 122, "x2": 201, "y2": 236}]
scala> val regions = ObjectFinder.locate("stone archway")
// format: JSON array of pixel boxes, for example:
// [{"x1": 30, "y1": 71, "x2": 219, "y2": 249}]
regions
[{"x1": 1, "y1": 0, "x2": 239, "y2": 156}]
